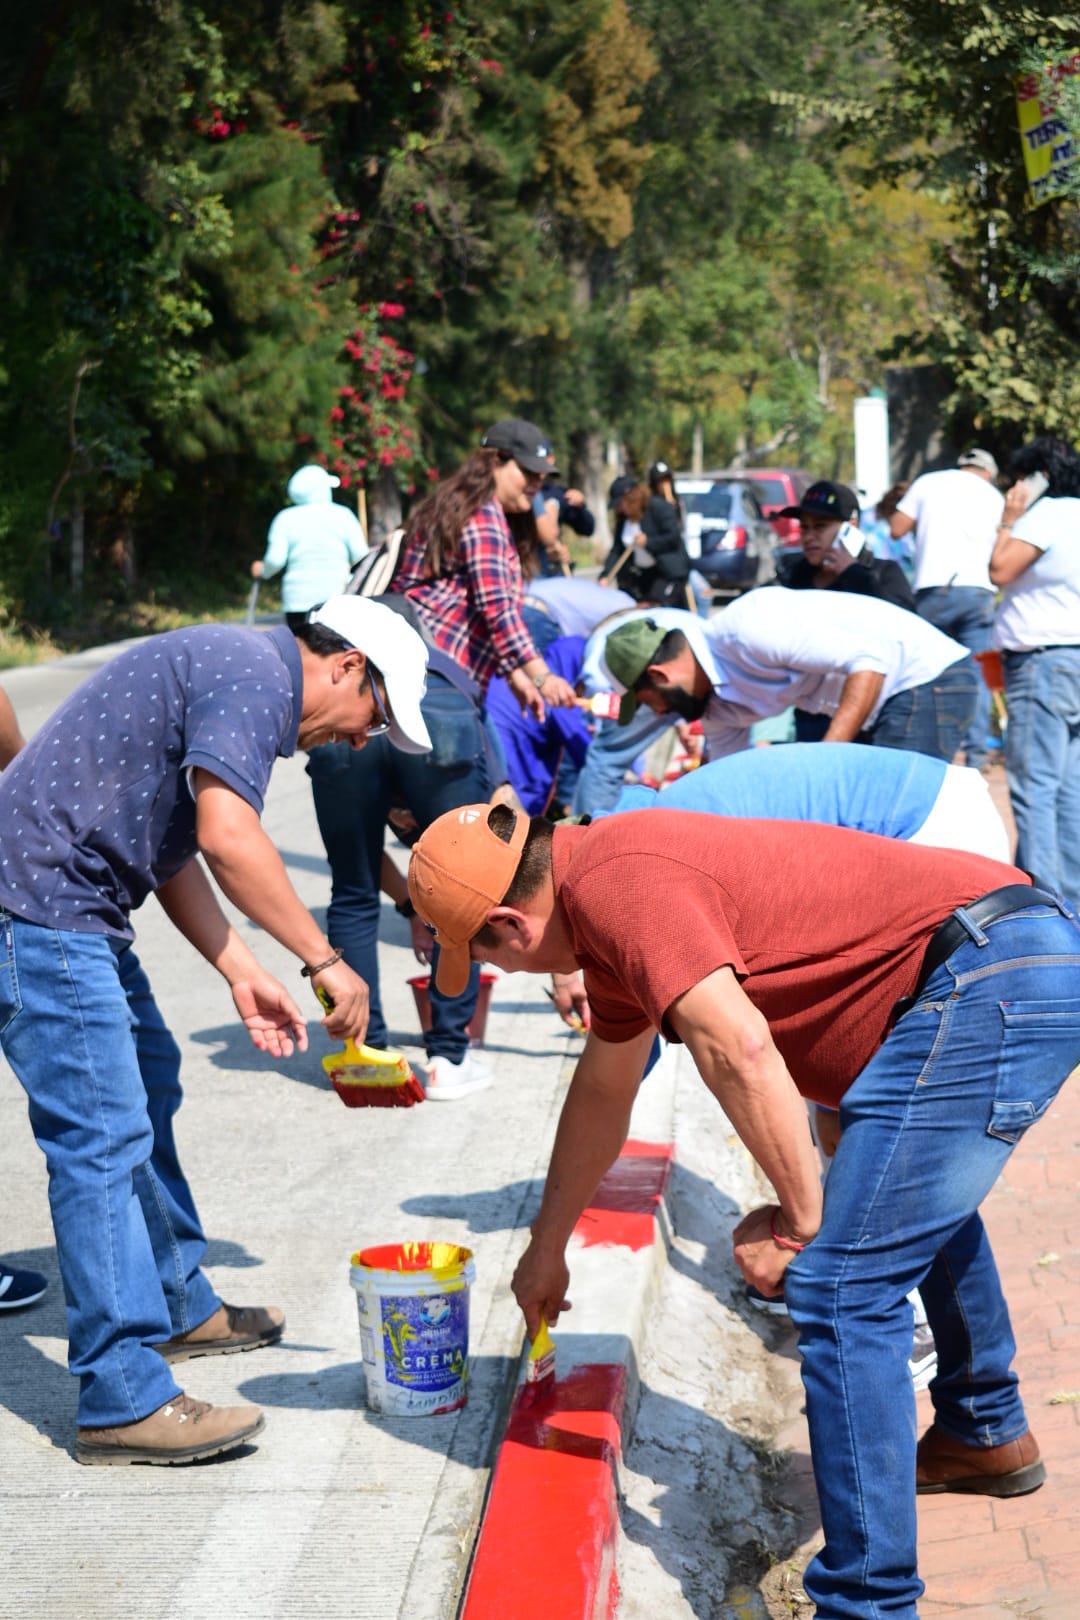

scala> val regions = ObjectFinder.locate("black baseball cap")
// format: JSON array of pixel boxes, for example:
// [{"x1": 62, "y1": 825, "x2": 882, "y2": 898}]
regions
[
  {"x1": 480, "y1": 418, "x2": 558, "y2": 475},
  {"x1": 777, "y1": 480, "x2": 860, "y2": 521},
  {"x1": 608, "y1": 474, "x2": 638, "y2": 506}
]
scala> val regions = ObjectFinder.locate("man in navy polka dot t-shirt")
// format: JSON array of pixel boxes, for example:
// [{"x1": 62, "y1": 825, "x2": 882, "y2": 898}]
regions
[{"x1": 0, "y1": 597, "x2": 431, "y2": 1466}]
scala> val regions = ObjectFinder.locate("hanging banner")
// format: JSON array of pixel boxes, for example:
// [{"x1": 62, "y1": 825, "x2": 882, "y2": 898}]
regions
[{"x1": 1016, "y1": 51, "x2": 1080, "y2": 207}]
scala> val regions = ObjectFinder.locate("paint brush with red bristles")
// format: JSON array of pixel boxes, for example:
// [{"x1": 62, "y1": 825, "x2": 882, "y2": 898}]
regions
[
  {"x1": 316, "y1": 988, "x2": 425, "y2": 1107},
  {"x1": 322, "y1": 1038, "x2": 426, "y2": 1107}
]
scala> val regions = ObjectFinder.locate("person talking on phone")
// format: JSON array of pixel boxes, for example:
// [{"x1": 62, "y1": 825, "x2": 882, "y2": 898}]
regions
[
  {"x1": 780, "y1": 480, "x2": 915, "y2": 608},
  {"x1": 889, "y1": 449, "x2": 1005, "y2": 771},
  {"x1": 990, "y1": 435, "x2": 1080, "y2": 906},
  {"x1": 776, "y1": 480, "x2": 916, "y2": 740}
]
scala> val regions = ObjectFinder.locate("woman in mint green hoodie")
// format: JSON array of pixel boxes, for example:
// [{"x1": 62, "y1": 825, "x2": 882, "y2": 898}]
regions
[{"x1": 252, "y1": 464, "x2": 368, "y2": 628}]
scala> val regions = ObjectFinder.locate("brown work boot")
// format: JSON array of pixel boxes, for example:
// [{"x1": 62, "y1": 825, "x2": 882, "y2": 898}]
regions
[
  {"x1": 916, "y1": 1423, "x2": 1045, "y2": 1497},
  {"x1": 156, "y1": 1302, "x2": 284, "y2": 1363},
  {"x1": 76, "y1": 1392, "x2": 264, "y2": 1466}
]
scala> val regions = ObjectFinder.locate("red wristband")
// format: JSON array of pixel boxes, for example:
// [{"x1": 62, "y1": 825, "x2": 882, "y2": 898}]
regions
[{"x1": 769, "y1": 1209, "x2": 807, "y2": 1253}]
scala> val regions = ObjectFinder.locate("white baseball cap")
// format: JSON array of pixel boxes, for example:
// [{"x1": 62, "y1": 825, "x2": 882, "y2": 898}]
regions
[{"x1": 310, "y1": 597, "x2": 432, "y2": 754}]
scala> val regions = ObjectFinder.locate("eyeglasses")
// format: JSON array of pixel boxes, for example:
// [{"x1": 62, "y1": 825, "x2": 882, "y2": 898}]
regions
[{"x1": 365, "y1": 668, "x2": 392, "y2": 737}]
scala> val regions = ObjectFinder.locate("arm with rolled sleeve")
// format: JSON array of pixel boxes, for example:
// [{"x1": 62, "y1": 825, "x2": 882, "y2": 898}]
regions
[{"x1": 458, "y1": 507, "x2": 539, "y2": 676}]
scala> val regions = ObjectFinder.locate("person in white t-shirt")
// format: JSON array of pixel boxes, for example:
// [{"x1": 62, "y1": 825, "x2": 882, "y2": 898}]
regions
[
  {"x1": 580, "y1": 590, "x2": 976, "y2": 774},
  {"x1": 990, "y1": 435, "x2": 1080, "y2": 904},
  {"x1": 891, "y1": 449, "x2": 1005, "y2": 769}
]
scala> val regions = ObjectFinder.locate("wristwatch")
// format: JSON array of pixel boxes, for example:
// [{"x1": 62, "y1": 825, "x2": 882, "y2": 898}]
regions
[{"x1": 395, "y1": 896, "x2": 416, "y2": 919}]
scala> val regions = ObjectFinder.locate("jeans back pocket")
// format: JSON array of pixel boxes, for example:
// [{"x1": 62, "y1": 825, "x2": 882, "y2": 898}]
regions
[{"x1": 990, "y1": 998, "x2": 1080, "y2": 1143}]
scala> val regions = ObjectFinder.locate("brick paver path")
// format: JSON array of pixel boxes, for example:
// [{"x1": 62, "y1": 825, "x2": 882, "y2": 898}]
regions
[{"x1": 773, "y1": 765, "x2": 1080, "y2": 1619}]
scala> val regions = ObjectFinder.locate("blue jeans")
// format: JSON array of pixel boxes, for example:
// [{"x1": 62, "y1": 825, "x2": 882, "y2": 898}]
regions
[
  {"x1": 784, "y1": 896, "x2": 1080, "y2": 1618},
  {"x1": 916, "y1": 587, "x2": 996, "y2": 767},
  {"x1": 307, "y1": 673, "x2": 493, "y2": 1060},
  {"x1": 0, "y1": 919, "x2": 218, "y2": 1425},
  {"x1": 521, "y1": 601, "x2": 563, "y2": 656},
  {"x1": 571, "y1": 705, "x2": 673, "y2": 815},
  {"x1": 869, "y1": 656, "x2": 978, "y2": 762},
  {"x1": 1003, "y1": 646, "x2": 1080, "y2": 905}
]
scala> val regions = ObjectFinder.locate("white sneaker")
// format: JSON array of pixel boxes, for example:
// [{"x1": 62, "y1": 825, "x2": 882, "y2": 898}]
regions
[
  {"x1": 425, "y1": 1052, "x2": 494, "y2": 1101},
  {"x1": 909, "y1": 1323, "x2": 938, "y2": 1391}
]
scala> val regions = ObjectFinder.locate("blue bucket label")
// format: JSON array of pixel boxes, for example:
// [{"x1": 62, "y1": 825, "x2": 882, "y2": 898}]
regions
[{"x1": 379, "y1": 1288, "x2": 468, "y2": 1393}]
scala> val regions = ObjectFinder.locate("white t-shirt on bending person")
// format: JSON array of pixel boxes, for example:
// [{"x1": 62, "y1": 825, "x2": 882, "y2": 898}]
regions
[
  {"x1": 897, "y1": 468, "x2": 1004, "y2": 592},
  {"x1": 993, "y1": 496, "x2": 1080, "y2": 652}
]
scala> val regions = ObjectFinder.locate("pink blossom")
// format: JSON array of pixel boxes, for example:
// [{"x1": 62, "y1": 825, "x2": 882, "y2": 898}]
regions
[{"x1": 378, "y1": 301, "x2": 406, "y2": 318}]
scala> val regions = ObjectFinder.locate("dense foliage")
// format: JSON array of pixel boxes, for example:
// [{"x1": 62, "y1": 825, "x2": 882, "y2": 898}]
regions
[{"x1": 0, "y1": 1, "x2": 1076, "y2": 635}]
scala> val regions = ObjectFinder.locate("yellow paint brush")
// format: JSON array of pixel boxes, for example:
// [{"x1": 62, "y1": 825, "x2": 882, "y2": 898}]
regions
[
  {"x1": 525, "y1": 1317, "x2": 556, "y2": 1386},
  {"x1": 315, "y1": 988, "x2": 425, "y2": 1107}
]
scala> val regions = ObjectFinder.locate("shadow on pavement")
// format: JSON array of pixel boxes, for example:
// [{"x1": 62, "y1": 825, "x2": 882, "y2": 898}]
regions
[
  {"x1": 664, "y1": 1160, "x2": 802, "y2": 1367},
  {"x1": 238, "y1": 1350, "x2": 517, "y2": 1437},
  {"x1": 400, "y1": 1177, "x2": 543, "y2": 1232}
]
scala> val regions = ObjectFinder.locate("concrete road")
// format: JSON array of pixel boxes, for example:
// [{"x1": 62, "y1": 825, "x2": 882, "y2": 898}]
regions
[{"x1": 0, "y1": 642, "x2": 581, "y2": 1619}]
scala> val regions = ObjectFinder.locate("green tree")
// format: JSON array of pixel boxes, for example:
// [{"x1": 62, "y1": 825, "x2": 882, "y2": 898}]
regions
[{"x1": 863, "y1": 2, "x2": 1080, "y2": 445}]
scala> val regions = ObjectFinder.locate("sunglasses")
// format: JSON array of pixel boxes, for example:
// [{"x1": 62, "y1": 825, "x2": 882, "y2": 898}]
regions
[{"x1": 365, "y1": 667, "x2": 392, "y2": 737}]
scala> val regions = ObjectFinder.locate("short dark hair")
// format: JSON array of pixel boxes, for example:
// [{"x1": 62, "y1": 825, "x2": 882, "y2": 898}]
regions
[
  {"x1": 634, "y1": 627, "x2": 689, "y2": 692},
  {"x1": 472, "y1": 807, "x2": 554, "y2": 946},
  {"x1": 293, "y1": 618, "x2": 351, "y2": 656}
]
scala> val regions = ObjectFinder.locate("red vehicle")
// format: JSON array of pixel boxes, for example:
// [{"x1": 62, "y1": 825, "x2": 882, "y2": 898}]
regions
[{"x1": 704, "y1": 467, "x2": 814, "y2": 551}]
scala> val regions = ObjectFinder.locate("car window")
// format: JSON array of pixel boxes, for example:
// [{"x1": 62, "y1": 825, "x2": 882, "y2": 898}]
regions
[
  {"x1": 680, "y1": 486, "x2": 732, "y2": 519},
  {"x1": 748, "y1": 477, "x2": 788, "y2": 505},
  {"x1": 743, "y1": 490, "x2": 764, "y2": 519}
]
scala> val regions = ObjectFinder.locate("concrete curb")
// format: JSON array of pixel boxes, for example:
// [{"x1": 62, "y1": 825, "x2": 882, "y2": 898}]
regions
[{"x1": 459, "y1": 1046, "x2": 680, "y2": 1620}]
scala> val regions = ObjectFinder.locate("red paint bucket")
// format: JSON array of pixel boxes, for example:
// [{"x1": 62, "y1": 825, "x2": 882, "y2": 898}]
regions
[{"x1": 407, "y1": 972, "x2": 497, "y2": 1046}]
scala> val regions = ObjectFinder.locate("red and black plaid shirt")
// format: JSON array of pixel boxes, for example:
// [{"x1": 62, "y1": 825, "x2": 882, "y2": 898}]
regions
[{"x1": 393, "y1": 502, "x2": 538, "y2": 692}]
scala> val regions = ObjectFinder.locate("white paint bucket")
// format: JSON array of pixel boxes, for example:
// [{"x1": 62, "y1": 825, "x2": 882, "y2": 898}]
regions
[{"x1": 350, "y1": 1241, "x2": 475, "y2": 1417}]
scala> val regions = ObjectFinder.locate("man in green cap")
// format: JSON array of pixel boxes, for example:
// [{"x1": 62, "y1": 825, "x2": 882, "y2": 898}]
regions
[{"x1": 581, "y1": 589, "x2": 978, "y2": 780}]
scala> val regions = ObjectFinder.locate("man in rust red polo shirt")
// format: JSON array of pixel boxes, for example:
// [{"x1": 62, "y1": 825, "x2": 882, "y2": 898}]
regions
[{"x1": 407, "y1": 802, "x2": 1080, "y2": 1620}]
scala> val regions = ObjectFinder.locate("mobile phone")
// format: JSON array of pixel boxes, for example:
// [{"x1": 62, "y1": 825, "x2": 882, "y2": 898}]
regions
[
  {"x1": 833, "y1": 521, "x2": 863, "y2": 558},
  {"x1": 1023, "y1": 471, "x2": 1048, "y2": 502}
]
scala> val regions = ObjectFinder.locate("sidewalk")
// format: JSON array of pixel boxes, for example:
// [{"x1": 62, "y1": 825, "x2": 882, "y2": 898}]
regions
[{"x1": 769, "y1": 1056, "x2": 1080, "y2": 1620}]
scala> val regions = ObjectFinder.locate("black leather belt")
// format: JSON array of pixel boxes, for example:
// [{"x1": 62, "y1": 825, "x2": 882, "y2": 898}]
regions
[
  {"x1": 1003, "y1": 645, "x2": 1080, "y2": 657},
  {"x1": 912, "y1": 883, "x2": 1061, "y2": 1000}
]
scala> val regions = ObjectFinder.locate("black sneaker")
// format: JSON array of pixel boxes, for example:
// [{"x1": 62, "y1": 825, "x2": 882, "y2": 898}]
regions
[{"x1": 0, "y1": 1266, "x2": 47, "y2": 1311}]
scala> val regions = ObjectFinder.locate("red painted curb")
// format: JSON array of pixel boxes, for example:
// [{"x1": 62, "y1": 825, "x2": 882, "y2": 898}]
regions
[
  {"x1": 461, "y1": 1365, "x2": 626, "y2": 1620},
  {"x1": 460, "y1": 1140, "x2": 674, "y2": 1620}
]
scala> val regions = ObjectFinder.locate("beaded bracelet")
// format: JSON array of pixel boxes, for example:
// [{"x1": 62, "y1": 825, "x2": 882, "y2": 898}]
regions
[
  {"x1": 769, "y1": 1208, "x2": 808, "y2": 1253},
  {"x1": 300, "y1": 947, "x2": 344, "y2": 979}
]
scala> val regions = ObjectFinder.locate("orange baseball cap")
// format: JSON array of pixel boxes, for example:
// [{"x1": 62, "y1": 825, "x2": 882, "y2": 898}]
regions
[{"x1": 407, "y1": 804, "x2": 528, "y2": 995}]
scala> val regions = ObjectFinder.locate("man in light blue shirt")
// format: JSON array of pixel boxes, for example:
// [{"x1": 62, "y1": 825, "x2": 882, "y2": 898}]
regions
[{"x1": 607, "y1": 742, "x2": 1008, "y2": 861}]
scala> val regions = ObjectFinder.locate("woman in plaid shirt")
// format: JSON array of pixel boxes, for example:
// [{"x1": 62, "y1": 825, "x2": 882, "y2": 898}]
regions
[{"x1": 392, "y1": 418, "x2": 578, "y2": 718}]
